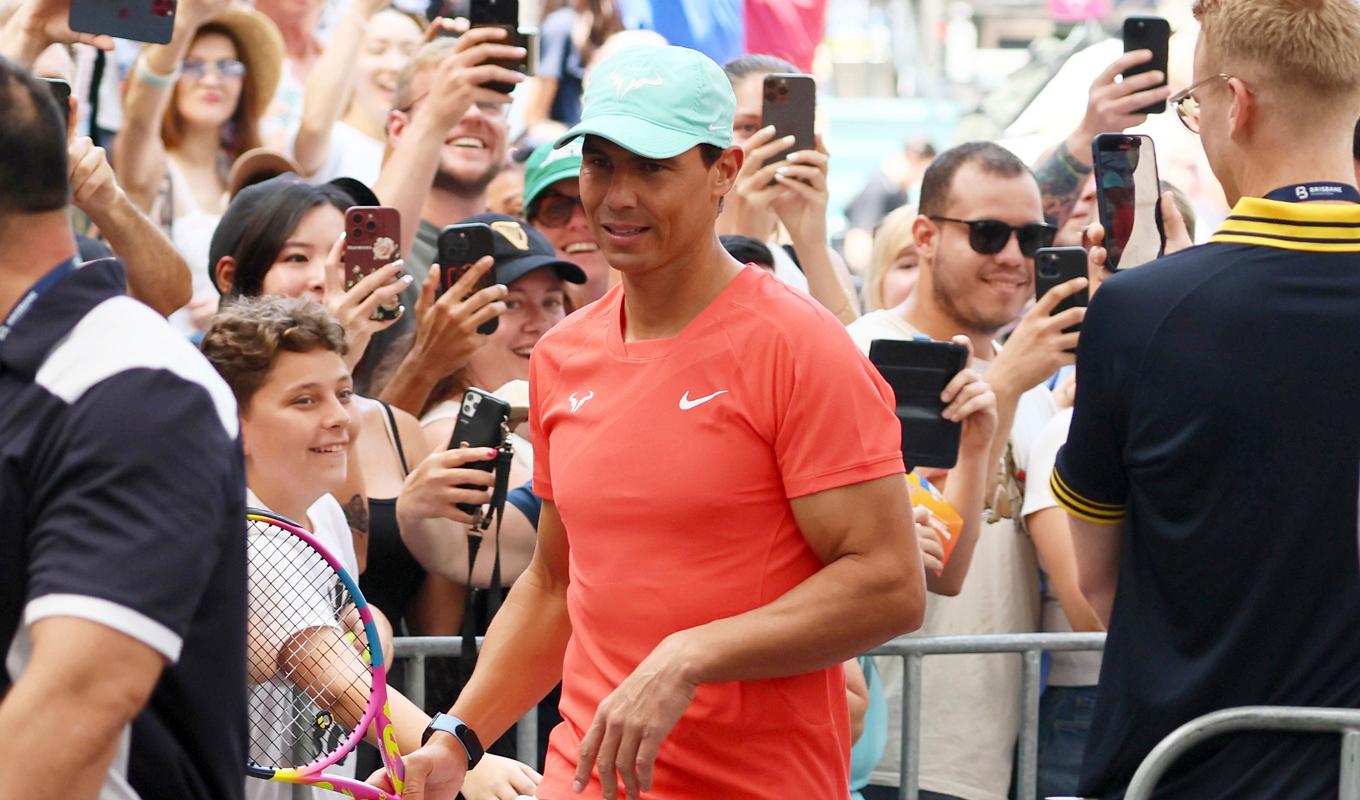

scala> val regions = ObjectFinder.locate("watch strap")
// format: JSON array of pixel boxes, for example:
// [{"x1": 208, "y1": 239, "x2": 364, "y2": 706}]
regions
[{"x1": 422, "y1": 712, "x2": 485, "y2": 769}]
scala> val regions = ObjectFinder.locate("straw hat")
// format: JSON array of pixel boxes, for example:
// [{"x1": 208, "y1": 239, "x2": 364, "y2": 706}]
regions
[{"x1": 196, "y1": 5, "x2": 283, "y2": 122}]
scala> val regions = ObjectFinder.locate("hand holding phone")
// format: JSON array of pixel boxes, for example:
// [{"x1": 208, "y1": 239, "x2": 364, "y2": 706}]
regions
[
  {"x1": 869, "y1": 338, "x2": 969, "y2": 470},
  {"x1": 438, "y1": 223, "x2": 500, "y2": 335},
  {"x1": 761, "y1": 73, "x2": 816, "y2": 169},
  {"x1": 467, "y1": 0, "x2": 534, "y2": 94},
  {"x1": 448, "y1": 388, "x2": 511, "y2": 515},
  {"x1": 1093, "y1": 133, "x2": 1165, "y2": 270},
  {"x1": 343, "y1": 206, "x2": 403, "y2": 321},
  {"x1": 1034, "y1": 247, "x2": 1089, "y2": 352}
]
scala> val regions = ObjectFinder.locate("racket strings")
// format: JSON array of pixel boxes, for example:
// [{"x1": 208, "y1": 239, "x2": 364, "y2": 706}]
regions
[{"x1": 246, "y1": 520, "x2": 376, "y2": 771}]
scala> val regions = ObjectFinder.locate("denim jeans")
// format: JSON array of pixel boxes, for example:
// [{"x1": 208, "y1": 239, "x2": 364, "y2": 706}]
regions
[{"x1": 1036, "y1": 685, "x2": 1098, "y2": 799}]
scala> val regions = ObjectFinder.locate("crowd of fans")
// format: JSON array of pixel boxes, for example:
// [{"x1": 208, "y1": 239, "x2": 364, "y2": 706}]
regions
[{"x1": 3, "y1": 0, "x2": 1360, "y2": 798}]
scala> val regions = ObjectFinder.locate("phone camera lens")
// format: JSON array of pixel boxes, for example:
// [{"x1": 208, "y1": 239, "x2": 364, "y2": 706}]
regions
[
  {"x1": 350, "y1": 213, "x2": 362, "y2": 224},
  {"x1": 366, "y1": 220, "x2": 377, "y2": 232},
  {"x1": 352, "y1": 228, "x2": 363, "y2": 239}
]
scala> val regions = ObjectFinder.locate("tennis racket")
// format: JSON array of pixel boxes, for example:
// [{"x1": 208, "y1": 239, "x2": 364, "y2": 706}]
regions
[{"x1": 245, "y1": 508, "x2": 405, "y2": 799}]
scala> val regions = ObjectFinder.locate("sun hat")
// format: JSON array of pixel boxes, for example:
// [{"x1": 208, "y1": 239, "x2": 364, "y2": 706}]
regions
[
  {"x1": 553, "y1": 45, "x2": 734, "y2": 159},
  {"x1": 522, "y1": 140, "x2": 583, "y2": 214},
  {"x1": 194, "y1": 6, "x2": 284, "y2": 125},
  {"x1": 457, "y1": 213, "x2": 587, "y2": 286}
]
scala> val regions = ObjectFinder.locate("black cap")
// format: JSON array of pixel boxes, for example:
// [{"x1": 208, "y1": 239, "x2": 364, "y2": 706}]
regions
[{"x1": 457, "y1": 212, "x2": 587, "y2": 286}]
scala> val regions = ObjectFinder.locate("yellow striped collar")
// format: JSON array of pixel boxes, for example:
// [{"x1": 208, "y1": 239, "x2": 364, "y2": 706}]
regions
[{"x1": 1211, "y1": 196, "x2": 1360, "y2": 252}]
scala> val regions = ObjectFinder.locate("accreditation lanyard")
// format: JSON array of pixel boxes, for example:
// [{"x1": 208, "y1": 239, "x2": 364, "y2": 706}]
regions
[
  {"x1": 1264, "y1": 183, "x2": 1360, "y2": 203},
  {"x1": 0, "y1": 259, "x2": 78, "y2": 347}
]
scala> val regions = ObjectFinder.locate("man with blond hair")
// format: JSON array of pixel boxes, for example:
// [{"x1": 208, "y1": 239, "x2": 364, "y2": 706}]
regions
[{"x1": 1052, "y1": 0, "x2": 1360, "y2": 797}]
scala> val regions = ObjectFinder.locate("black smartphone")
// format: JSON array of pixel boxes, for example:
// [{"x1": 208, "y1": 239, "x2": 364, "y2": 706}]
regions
[
  {"x1": 468, "y1": 0, "x2": 530, "y2": 95},
  {"x1": 449, "y1": 388, "x2": 511, "y2": 515},
  {"x1": 343, "y1": 206, "x2": 402, "y2": 321},
  {"x1": 1093, "y1": 133, "x2": 1165, "y2": 271},
  {"x1": 761, "y1": 73, "x2": 816, "y2": 168},
  {"x1": 38, "y1": 78, "x2": 71, "y2": 133},
  {"x1": 1034, "y1": 246, "x2": 1089, "y2": 352},
  {"x1": 1123, "y1": 15, "x2": 1170, "y2": 114},
  {"x1": 437, "y1": 222, "x2": 499, "y2": 335},
  {"x1": 69, "y1": 0, "x2": 175, "y2": 44},
  {"x1": 868, "y1": 338, "x2": 969, "y2": 470}
]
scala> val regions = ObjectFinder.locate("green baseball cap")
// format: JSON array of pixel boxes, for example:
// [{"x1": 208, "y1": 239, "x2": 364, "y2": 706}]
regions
[
  {"x1": 554, "y1": 45, "x2": 734, "y2": 159},
  {"x1": 523, "y1": 140, "x2": 582, "y2": 214}
]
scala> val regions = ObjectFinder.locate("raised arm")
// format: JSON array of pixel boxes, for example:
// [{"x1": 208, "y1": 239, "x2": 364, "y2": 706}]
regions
[
  {"x1": 372, "y1": 26, "x2": 525, "y2": 255},
  {"x1": 0, "y1": 0, "x2": 113, "y2": 66},
  {"x1": 68, "y1": 137, "x2": 192, "y2": 314},
  {"x1": 113, "y1": 0, "x2": 227, "y2": 211},
  {"x1": 292, "y1": 0, "x2": 386, "y2": 176}
]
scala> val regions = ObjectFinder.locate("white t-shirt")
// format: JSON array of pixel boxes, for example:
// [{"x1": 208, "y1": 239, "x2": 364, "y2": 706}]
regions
[
  {"x1": 245, "y1": 491, "x2": 360, "y2": 800},
  {"x1": 291, "y1": 119, "x2": 384, "y2": 188},
  {"x1": 1020, "y1": 405, "x2": 1103, "y2": 687},
  {"x1": 848, "y1": 310, "x2": 1050, "y2": 800}
]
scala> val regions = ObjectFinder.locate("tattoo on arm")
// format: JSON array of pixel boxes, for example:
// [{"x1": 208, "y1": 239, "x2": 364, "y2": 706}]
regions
[
  {"x1": 343, "y1": 494, "x2": 370, "y2": 537},
  {"x1": 1035, "y1": 142, "x2": 1090, "y2": 227}
]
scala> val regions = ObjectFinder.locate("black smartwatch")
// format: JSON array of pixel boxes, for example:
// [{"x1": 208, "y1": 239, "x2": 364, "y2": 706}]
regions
[{"x1": 422, "y1": 713, "x2": 485, "y2": 769}]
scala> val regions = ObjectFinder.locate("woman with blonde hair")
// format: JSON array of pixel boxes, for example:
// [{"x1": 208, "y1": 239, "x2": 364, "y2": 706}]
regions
[
  {"x1": 115, "y1": 0, "x2": 282, "y2": 331},
  {"x1": 861, "y1": 204, "x2": 921, "y2": 313}
]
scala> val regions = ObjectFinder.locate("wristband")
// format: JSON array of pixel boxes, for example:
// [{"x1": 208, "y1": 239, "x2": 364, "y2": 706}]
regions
[{"x1": 135, "y1": 58, "x2": 180, "y2": 89}]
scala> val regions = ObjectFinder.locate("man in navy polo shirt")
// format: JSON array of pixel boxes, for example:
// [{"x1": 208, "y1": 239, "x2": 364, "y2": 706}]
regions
[
  {"x1": 1052, "y1": 0, "x2": 1360, "y2": 797},
  {"x1": 0, "y1": 57, "x2": 246, "y2": 799}
]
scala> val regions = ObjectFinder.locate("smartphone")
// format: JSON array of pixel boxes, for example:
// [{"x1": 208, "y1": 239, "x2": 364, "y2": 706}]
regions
[
  {"x1": 1122, "y1": 15, "x2": 1170, "y2": 114},
  {"x1": 1093, "y1": 133, "x2": 1165, "y2": 271},
  {"x1": 38, "y1": 78, "x2": 71, "y2": 133},
  {"x1": 342, "y1": 207, "x2": 402, "y2": 321},
  {"x1": 468, "y1": 0, "x2": 531, "y2": 95},
  {"x1": 1034, "y1": 246, "x2": 1089, "y2": 352},
  {"x1": 437, "y1": 222, "x2": 499, "y2": 335},
  {"x1": 761, "y1": 73, "x2": 816, "y2": 168},
  {"x1": 448, "y1": 388, "x2": 511, "y2": 515},
  {"x1": 69, "y1": 0, "x2": 175, "y2": 44},
  {"x1": 868, "y1": 338, "x2": 970, "y2": 470}
]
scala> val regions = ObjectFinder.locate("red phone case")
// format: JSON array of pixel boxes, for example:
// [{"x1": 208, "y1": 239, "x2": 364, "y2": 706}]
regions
[{"x1": 342, "y1": 207, "x2": 402, "y2": 320}]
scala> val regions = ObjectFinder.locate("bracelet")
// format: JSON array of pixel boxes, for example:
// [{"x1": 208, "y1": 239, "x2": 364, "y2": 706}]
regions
[
  {"x1": 135, "y1": 57, "x2": 180, "y2": 89},
  {"x1": 1055, "y1": 141, "x2": 1092, "y2": 177}
]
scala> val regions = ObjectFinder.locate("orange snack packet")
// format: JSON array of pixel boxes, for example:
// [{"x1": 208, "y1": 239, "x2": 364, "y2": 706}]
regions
[{"x1": 906, "y1": 470, "x2": 964, "y2": 575}]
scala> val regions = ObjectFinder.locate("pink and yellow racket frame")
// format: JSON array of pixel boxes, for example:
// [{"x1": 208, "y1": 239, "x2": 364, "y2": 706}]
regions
[{"x1": 245, "y1": 509, "x2": 407, "y2": 799}]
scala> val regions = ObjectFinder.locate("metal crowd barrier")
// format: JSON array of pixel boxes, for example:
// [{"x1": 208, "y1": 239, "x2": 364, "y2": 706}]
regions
[
  {"x1": 395, "y1": 633, "x2": 1360, "y2": 800},
  {"x1": 1123, "y1": 706, "x2": 1360, "y2": 800},
  {"x1": 871, "y1": 632, "x2": 1107, "y2": 800}
]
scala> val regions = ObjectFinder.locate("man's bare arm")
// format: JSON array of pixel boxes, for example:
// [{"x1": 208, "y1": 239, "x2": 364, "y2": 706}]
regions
[
  {"x1": 1069, "y1": 515, "x2": 1121, "y2": 626},
  {"x1": 0, "y1": 616, "x2": 165, "y2": 800}
]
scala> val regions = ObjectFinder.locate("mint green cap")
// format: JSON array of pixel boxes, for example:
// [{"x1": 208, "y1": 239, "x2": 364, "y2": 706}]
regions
[
  {"x1": 553, "y1": 45, "x2": 735, "y2": 159},
  {"x1": 523, "y1": 140, "x2": 582, "y2": 214}
]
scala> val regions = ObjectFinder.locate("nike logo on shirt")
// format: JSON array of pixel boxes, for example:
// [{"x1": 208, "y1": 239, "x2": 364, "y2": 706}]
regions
[{"x1": 679, "y1": 390, "x2": 728, "y2": 410}]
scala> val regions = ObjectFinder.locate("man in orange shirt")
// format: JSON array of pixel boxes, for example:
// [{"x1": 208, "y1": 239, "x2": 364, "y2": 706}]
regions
[{"x1": 380, "y1": 45, "x2": 952, "y2": 800}]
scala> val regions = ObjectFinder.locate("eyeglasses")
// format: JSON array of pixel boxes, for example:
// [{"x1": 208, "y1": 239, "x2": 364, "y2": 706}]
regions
[
  {"x1": 929, "y1": 216, "x2": 1057, "y2": 258},
  {"x1": 398, "y1": 91, "x2": 508, "y2": 118},
  {"x1": 1168, "y1": 73, "x2": 1234, "y2": 134},
  {"x1": 531, "y1": 192, "x2": 583, "y2": 228},
  {"x1": 181, "y1": 58, "x2": 246, "y2": 81}
]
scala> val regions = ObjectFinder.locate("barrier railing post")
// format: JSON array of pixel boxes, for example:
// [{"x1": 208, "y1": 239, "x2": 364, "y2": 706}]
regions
[
  {"x1": 1016, "y1": 649, "x2": 1041, "y2": 800},
  {"x1": 1338, "y1": 729, "x2": 1359, "y2": 800},
  {"x1": 899, "y1": 653, "x2": 923, "y2": 800},
  {"x1": 517, "y1": 706, "x2": 539, "y2": 767},
  {"x1": 406, "y1": 652, "x2": 427, "y2": 711}
]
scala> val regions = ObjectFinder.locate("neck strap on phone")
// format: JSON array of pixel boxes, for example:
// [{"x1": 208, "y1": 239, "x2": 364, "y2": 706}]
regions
[
  {"x1": 1264, "y1": 183, "x2": 1360, "y2": 203},
  {"x1": 459, "y1": 441, "x2": 515, "y2": 684}
]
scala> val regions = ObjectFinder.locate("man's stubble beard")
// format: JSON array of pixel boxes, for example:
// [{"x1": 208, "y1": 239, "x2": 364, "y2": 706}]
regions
[
  {"x1": 433, "y1": 160, "x2": 501, "y2": 198},
  {"x1": 929, "y1": 256, "x2": 1016, "y2": 339}
]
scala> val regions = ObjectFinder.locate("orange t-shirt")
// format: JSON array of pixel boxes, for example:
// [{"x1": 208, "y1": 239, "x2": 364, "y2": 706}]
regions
[{"x1": 529, "y1": 266, "x2": 905, "y2": 799}]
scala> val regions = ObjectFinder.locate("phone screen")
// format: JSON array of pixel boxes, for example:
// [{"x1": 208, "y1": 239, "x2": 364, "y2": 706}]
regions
[{"x1": 1095, "y1": 136, "x2": 1164, "y2": 270}]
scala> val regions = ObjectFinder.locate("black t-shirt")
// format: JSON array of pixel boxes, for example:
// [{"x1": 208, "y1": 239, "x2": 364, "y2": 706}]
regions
[
  {"x1": 0, "y1": 258, "x2": 247, "y2": 799},
  {"x1": 1053, "y1": 196, "x2": 1360, "y2": 799}
]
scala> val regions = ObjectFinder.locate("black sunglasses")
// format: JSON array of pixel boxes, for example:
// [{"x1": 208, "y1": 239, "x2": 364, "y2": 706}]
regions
[
  {"x1": 930, "y1": 216, "x2": 1057, "y2": 258},
  {"x1": 532, "y1": 192, "x2": 584, "y2": 228}
]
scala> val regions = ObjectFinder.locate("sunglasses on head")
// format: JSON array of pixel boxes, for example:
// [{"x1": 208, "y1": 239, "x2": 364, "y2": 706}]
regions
[
  {"x1": 930, "y1": 216, "x2": 1057, "y2": 258},
  {"x1": 532, "y1": 192, "x2": 583, "y2": 228}
]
